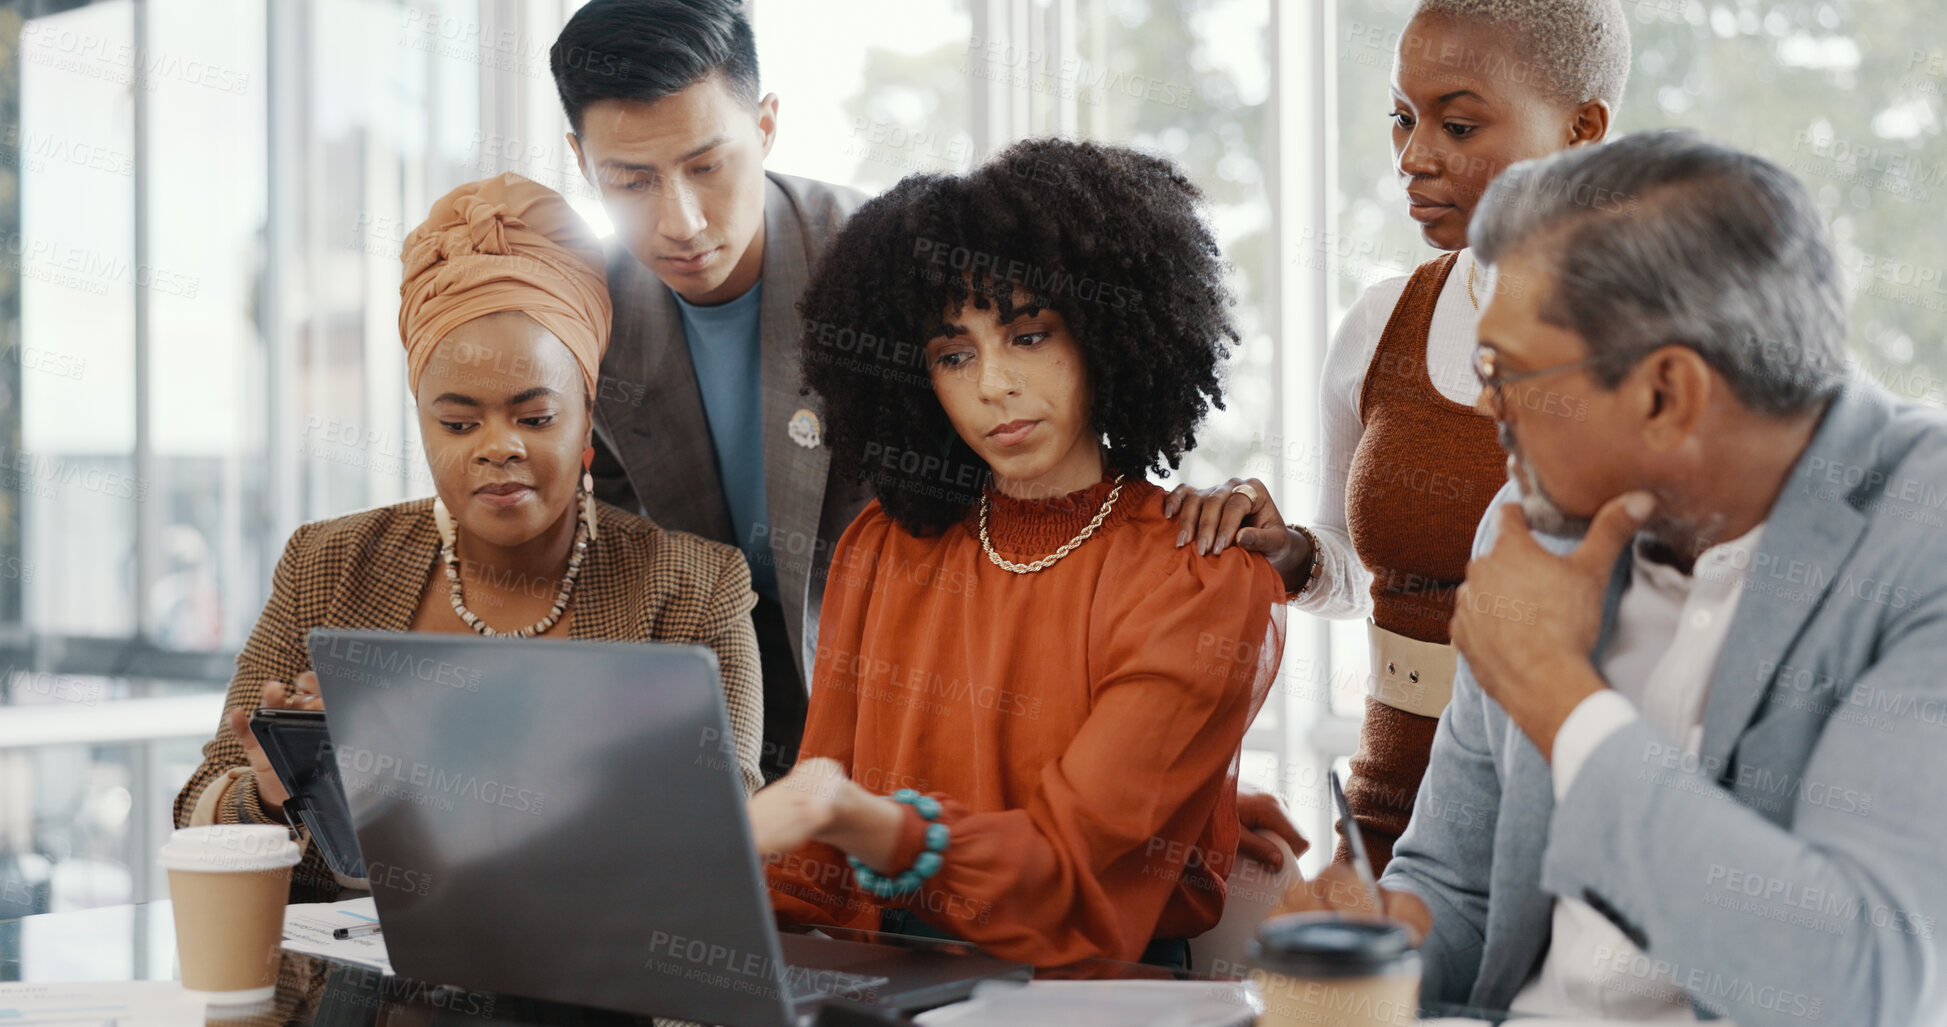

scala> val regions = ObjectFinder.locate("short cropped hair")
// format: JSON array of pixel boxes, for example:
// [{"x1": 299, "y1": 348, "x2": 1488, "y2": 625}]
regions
[
  {"x1": 549, "y1": 0, "x2": 759, "y2": 135},
  {"x1": 1412, "y1": 0, "x2": 1632, "y2": 109},
  {"x1": 797, "y1": 139, "x2": 1239, "y2": 537},
  {"x1": 1472, "y1": 130, "x2": 1847, "y2": 416}
]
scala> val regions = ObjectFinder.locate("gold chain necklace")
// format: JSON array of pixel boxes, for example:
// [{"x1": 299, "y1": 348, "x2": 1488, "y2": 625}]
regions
[
  {"x1": 978, "y1": 475, "x2": 1126, "y2": 574},
  {"x1": 433, "y1": 493, "x2": 593, "y2": 637},
  {"x1": 1466, "y1": 256, "x2": 1480, "y2": 310}
]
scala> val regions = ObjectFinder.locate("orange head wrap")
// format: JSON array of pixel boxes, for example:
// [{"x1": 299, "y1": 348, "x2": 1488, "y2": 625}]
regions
[{"x1": 398, "y1": 172, "x2": 610, "y2": 397}]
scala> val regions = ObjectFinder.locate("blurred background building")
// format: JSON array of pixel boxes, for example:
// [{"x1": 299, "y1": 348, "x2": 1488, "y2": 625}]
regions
[{"x1": 1, "y1": 0, "x2": 1941, "y2": 932}]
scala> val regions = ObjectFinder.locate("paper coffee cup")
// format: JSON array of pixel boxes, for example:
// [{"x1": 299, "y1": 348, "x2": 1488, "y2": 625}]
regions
[
  {"x1": 159, "y1": 825, "x2": 302, "y2": 1003},
  {"x1": 1249, "y1": 913, "x2": 1421, "y2": 1026}
]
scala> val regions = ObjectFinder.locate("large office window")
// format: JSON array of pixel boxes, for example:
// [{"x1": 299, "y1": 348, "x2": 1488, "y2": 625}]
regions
[
  {"x1": 753, "y1": 0, "x2": 973, "y2": 191},
  {"x1": 1, "y1": 0, "x2": 503, "y2": 913},
  {"x1": 15, "y1": 0, "x2": 142, "y2": 642}
]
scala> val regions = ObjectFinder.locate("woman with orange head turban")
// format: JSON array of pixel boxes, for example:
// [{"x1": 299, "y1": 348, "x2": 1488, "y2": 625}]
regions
[{"x1": 176, "y1": 174, "x2": 764, "y2": 901}]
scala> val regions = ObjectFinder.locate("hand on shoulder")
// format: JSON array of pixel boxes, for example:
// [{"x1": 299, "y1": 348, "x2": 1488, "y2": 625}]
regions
[{"x1": 1164, "y1": 477, "x2": 1316, "y2": 591}]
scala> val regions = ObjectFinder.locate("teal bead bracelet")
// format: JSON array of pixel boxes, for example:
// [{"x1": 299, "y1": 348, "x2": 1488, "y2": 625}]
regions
[{"x1": 848, "y1": 789, "x2": 951, "y2": 899}]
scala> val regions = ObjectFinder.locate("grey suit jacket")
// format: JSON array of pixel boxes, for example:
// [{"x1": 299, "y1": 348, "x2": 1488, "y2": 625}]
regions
[
  {"x1": 590, "y1": 171, "x2": 871, "y2": 684},
  {"x1": 1383, "y1": 382, "x2": 1947, "y2": 1026}
]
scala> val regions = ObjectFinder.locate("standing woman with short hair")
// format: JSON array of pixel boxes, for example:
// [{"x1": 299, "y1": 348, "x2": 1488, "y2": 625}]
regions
[{"x1": 1171, "y1": 0, "x2": 1632, "y2": 871}]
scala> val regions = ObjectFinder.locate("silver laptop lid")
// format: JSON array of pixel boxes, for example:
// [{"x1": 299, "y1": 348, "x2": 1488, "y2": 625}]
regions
[{"x1": 307, "y1": 629, "x2": 796, "y2": 1027}]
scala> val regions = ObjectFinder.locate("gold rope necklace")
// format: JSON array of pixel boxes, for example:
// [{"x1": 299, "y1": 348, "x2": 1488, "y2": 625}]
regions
[{"x1": 978, "y1": 475, "x2": 1126, "y2": 574}]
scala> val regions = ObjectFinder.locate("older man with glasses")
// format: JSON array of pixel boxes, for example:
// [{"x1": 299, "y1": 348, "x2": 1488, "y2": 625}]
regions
[{"x1": 1280, "y1": 129, "x2": 1947, "y2": 1025}]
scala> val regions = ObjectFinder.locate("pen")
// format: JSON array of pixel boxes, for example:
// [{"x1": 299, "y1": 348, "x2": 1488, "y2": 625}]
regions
[
  {"x1": 1328, "y1": 769, "x2": 1386, "y2": 918},
  {"x1": 333, "y1": 921, "x2": 383, "y2": 940}
]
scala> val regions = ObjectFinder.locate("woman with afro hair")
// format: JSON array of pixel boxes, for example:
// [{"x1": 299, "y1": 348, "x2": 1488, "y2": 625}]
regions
[{"x1": 743, "y1": 138, "x2": 1286, "y2": 970}]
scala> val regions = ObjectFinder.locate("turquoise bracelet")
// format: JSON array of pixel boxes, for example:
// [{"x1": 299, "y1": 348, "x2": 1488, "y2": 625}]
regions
[{"x1": 848, "y1": 788, "x2": 951, "y2": 898}]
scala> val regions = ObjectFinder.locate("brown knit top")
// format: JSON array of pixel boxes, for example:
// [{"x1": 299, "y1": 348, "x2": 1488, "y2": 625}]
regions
[
  {"x1": 1335, "y1": 252, "x2": 1509, "y2": 873},
  {"x1": 1345, "y1": 251, "x2": 1507, "y2": 646}
]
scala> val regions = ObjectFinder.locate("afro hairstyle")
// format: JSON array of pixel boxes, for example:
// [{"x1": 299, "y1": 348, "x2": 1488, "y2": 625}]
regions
[{"x1": 797, "y1": 137, "x2": 1240, "y2": 537}]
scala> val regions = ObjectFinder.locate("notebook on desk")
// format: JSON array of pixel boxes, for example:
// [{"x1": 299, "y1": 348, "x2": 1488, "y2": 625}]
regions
[{"x1": 307, "y1": 629, "x2": 1029, "y2": 1027}]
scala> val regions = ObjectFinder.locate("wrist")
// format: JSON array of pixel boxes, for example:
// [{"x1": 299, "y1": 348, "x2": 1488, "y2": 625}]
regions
[
  {"x1": 817, "y1": 781, "x2": 906, "y2": 870},
  {"x1": 1292, "y1": 526, "x2": 1317, "y2": 573},
  {"x1": 846, "y1": 790, "x2": 953, "y2": 901},
  {"x1": 236, "y1": 770, "x2": 286, "y2": 824},
  {"x1": 1284, "y1": 523, "x2": 1322, "y2": 598},
  {"x1": 1528, "y1": 657, "x2": 1606, "y2": 761}
]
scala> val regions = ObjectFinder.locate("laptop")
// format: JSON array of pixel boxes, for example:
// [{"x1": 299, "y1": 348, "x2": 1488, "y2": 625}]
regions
[{"x1": 306, "y1": 629, "x2": 1030, "y2": 1027}]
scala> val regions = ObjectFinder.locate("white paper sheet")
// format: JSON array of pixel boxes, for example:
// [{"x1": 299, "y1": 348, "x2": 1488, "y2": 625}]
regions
[
  {"x1": 0, "y1": 981, "x2": 211, "y2": 1027},
  {"x1": 279, "y1": 897, "x2": 393, "y2": 975},
  {"x1": 914, "y1": 979, "x2": 1258, "y2": 1026}
]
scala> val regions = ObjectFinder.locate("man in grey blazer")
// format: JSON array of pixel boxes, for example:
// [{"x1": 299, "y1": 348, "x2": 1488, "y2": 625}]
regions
[
  {"x1": 1285, "y1": 131, "x2": 1947, "y2": 1024},
  {"x1": 550, "y1": 0, "x2": 870, "y2": 780}
]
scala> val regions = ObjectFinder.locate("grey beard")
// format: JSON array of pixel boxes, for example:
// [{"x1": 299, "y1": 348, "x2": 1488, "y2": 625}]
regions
[
  {"x1": 1520, "y1": 482, "x2": 1593, "y2": 539},
  {"x1": 1500, "y1": 421, "x2": 1592, "y2": 539}
]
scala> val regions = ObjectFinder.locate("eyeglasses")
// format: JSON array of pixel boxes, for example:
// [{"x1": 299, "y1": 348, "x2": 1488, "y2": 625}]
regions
[{"x1": 1472, "y1": 346, "x2": 1601, "y2": 418}]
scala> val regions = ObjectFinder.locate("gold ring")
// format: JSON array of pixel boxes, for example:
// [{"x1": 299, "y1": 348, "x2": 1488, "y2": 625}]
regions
[{"x1": 1230, "y1": 483, "x2": 1261, "y2": 504}]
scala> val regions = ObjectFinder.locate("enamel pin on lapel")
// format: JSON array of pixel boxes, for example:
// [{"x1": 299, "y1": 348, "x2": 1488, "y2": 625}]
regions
[{"x1": 788, "y1": 408, "x2": 822, "y2": 449}]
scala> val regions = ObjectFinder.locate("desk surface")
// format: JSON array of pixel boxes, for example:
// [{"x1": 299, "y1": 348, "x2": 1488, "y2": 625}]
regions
[
  {"x1": 0, "y1": 903, "x2": 1555, "y2": 1026},
  {"x1": 0, "y1": 902, "x2": 1262, "y2": 1026}
]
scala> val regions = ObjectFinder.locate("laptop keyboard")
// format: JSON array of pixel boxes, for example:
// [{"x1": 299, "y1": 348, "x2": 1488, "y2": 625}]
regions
[{"x1": 782, "y1": 964, "x2": 891, "y2": 1003}]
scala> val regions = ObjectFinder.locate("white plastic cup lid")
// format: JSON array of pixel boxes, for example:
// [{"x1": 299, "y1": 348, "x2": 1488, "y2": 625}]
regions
[{"x1": 158, "y1": 825, "x2": 301, "y2": 872}]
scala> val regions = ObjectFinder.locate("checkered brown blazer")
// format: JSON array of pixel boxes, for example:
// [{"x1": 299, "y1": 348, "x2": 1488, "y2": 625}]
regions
[{"x1": 173, "y1": 497, "x2": 763, "y2": 899}]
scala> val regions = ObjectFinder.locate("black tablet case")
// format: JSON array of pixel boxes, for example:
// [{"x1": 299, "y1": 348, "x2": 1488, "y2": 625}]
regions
[{"x1": 251, "y1": 709, "x2": 368, "y2": 879}]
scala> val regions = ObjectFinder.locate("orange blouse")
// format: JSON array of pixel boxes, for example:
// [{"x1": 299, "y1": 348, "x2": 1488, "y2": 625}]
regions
[{"x1": 766, "y1": 478, "x2": 1285, "y2": 967}]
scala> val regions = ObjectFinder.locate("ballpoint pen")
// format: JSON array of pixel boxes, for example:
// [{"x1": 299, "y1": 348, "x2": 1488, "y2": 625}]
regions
[
  {"x1": 1329, "y1": 768, "x2": 1387, "y2": 917},
  {"x1": 333, "y1": 921, "x2": 383, "y2": 940}
]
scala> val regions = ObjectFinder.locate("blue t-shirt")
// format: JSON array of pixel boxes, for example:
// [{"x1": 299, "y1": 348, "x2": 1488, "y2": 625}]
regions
[{"x1": 673, "y1": 283, "x2": 779, "y2": 603}]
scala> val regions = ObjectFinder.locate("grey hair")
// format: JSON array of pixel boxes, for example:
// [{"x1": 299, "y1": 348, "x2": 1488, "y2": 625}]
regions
[
  {"x1": 1472, "y1": 130, "x2": 1848, "y2": 416},
  {"x1": 1411, "y1": 0, "x2": 1632, "y2": 109}
]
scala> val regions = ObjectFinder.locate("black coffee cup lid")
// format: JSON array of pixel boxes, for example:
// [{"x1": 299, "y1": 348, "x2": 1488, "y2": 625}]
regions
[{"x1": 1248, "y1": 912, "x2": 1419, "y2": 978}]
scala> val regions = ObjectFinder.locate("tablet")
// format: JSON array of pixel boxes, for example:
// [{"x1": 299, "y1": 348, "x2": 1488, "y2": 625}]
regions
[{"x1": 249, "y1": 707, "x2": 367, "y2": 879}]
